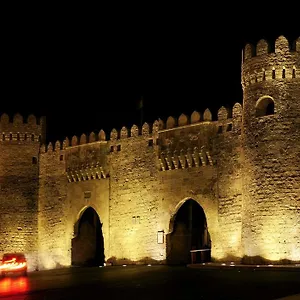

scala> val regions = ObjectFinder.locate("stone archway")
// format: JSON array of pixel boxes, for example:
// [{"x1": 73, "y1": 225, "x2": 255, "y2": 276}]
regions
[
  {"x1": 166, "y1": 199, "x2": 211, "y2": 265},
  {"x1": 71, "y1": 206, "x2": 105, "y2": 266}
]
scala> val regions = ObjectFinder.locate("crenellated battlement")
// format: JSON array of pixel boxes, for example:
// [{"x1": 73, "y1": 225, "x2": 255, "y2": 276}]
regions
[
  {"x1": 0, "y1": 113, "x2": 45, "y2": 142},
  {"x1": 242, "y1": 35, "x2": 300, "y2": 87},
  {"x1": 40, "y1": 139, "x2": 68, "y2": 154},
  {"x1": 39, "y1": 103, "x2": 243, "y2": 156},
  {"x1": 157, "y1": 103, "x2": 242, "y2": 133}
]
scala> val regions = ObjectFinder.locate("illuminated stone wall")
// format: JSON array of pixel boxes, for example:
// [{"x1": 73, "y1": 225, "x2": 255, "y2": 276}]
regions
[
  {"x1": 107, "y1": 111, "x2": 243, "y2": 264},
  {"x1": 64, "y1": 139, "x2": 110, "y2": 265},
  {"x1": 0, "y1": 114, "x2": 45, "y2": 271},
  {"x1": 241, "y1": 36, "x2": 300, "y2": 263},
  {"x1": 211, "y1": 104, "x2": 243, "y2": 261},
  {"x1": 38, "y1": 137, "x2": 110, "y2": 269},
  {"x1": 0, "y1": 35, "x2": 299, "y2": 269},
  {"x1": 107, "y1": 124, "x2": 162, "y2": 263},
  {"x1": 38, "y1": 141, "x2": 69, "y2": 270}
]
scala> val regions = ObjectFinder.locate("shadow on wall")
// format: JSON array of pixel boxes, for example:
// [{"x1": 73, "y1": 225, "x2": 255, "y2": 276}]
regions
[
  {"x1": 106, "y1": 256, "x2": 166, "y2": 266},
  {"x1": 241, "y1": 256, "x2": 300, "y2": 265},
  {"x1": 210, "y1": 254, "x2": 242, "y2": 264},
  {"x1": 212, "y1": 255, "x2": 300, "y2": 265}
]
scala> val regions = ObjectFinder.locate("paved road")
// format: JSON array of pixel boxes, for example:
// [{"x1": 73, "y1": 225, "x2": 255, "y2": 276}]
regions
[{"x1": 0, "y1": 265, "x2": 299, "y2": 300}]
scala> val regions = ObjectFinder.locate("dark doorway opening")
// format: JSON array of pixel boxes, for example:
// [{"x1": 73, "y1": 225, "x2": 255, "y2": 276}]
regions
[
  {"x1": 166, "y1": 199, "x2": 211, "y2": 265},
  {"x1": 71, "y1": 207, "x2": 105, "y2": 267}
]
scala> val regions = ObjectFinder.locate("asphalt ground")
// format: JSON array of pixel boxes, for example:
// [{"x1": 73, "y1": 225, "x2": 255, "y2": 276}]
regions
[{"x1": 0, "y1": 264, "x2": 299, "y2": 300}]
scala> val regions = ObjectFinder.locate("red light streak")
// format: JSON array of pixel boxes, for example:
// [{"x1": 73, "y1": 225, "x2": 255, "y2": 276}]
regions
[{"x1": 0, "y1": 276, "x2": 29, "y2": 295}]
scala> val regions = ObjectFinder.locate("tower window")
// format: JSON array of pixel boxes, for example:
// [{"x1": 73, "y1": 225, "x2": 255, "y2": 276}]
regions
[
  {"x1": 292, "y1": 67, "x2": 296, "y2": 79},
  {"x1": 255, "y1": 96, "x2": 275, "y2": 117},
  {"x1": 148, "y1": 139, "x2": 153, "y2": 147},
  {"x1": 226, "y1": 124, "x2": 233, "y2": 132},
  {"x1": 32, "y1": 157, "x2": 38, "y2": 164}
]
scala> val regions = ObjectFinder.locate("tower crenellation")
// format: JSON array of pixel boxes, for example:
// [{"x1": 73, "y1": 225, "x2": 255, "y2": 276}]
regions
[
  {"x1": 0, "y1": 113, "x2": 46, "y2": 143},
  {"x1": 242, "y1": 35, "x2": 300, "y2": 87}
]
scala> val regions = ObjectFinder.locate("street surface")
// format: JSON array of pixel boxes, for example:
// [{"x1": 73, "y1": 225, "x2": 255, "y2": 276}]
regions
[{"x1": 0, "y1": 265, "x2": 299, "y2": 299}]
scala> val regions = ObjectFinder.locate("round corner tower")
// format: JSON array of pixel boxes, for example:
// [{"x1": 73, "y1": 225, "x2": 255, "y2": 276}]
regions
[{"x1": 241, "y1": 35, "x2": 300, "y2": 264}]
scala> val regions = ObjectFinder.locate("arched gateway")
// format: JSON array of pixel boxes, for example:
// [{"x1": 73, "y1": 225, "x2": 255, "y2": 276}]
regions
[
  {"x1": 71, "y1": 207, "x2": 105, "y2": 266},
  {"x1": 166, "y1": 199, "x2": 211, "y2": 265}
]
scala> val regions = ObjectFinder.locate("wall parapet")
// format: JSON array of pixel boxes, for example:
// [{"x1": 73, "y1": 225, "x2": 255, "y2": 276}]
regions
[
  {"x1": 38, "y1": 103, "x2": 242, "y2": 152},
  {"x1": 157, "y1": 103, "x2": 242, "y2": 133}
]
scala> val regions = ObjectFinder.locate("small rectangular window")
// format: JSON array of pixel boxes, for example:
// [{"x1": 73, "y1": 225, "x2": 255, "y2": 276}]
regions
[
  {"x1": 157, "y1": 231, "x2": 164, "y2": 244},
  {"x1": 226, "y1": 124, "x2": 233, "y2": 132},
  {"x1": 32, "y1": 157, "x2": 38, "y2": 164},
  {"x1": 84, "y1": 191, "x2": 91, "y2": 199}
]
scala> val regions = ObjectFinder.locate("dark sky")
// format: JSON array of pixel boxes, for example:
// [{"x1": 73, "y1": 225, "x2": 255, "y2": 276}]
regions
[{"x1": 1, "y1": 9, "x2": 298, "y2": 144}]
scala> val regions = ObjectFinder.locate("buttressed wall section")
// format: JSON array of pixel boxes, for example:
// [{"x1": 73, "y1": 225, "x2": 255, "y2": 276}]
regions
[{"x1": 0, "y1": 35, "x2": 299, "y2": 270}]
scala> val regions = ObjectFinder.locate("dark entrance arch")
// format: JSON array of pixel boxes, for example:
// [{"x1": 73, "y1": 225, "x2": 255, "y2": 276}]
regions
[
  {"x1": 166, "y1": 199, "x2": 211, "y2": 265},
  {"x1": 71, "y1": 207, "x2": 105, "y2": 266}
]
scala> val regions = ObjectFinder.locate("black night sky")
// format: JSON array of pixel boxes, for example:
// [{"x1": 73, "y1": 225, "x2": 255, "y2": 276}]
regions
[{"x1": 1, "y1": 8, "x2": 298, "y2": 144}]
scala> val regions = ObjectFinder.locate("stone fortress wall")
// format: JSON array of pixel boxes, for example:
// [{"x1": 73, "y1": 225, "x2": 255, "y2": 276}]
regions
[{"x1": 0, "y1": 35, "x2": 299, "y2": 270}]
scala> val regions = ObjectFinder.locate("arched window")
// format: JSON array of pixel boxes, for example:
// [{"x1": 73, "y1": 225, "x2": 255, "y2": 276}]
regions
[{"x1": 255, "y1": 96, "x2": 275, "y2": 117}]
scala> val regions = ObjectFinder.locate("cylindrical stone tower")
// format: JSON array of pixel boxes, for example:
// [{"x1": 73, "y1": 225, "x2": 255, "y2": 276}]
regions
[{"x1": 241, "y1": 35, "x2": 300, "y2": 264}]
